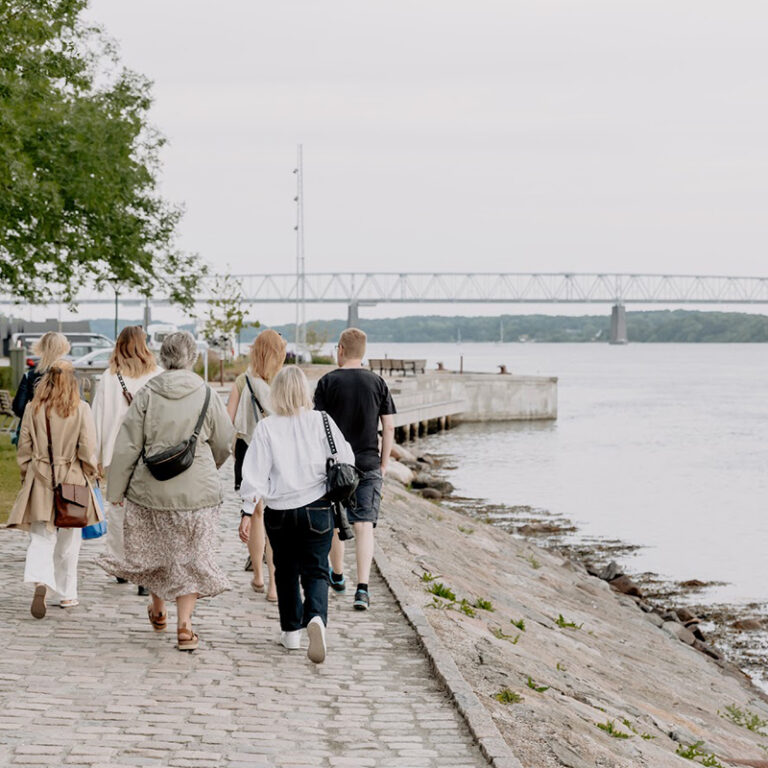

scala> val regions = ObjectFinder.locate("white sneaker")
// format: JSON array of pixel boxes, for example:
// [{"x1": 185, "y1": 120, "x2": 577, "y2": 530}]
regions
[
  {"x1": 280, "y1": 630, "x2": 301, "y2": 650},
  {"x1": 306, "y1": 616, "x2": 326, "y2": 664}
]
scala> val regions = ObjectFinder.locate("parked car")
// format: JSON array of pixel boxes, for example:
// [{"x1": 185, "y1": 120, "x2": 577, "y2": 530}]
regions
[
  {"x1": 13, "y1": 332, "x2": 113, "y2": 369},
  {"x1": 72, "y1": 348, "x2": 114, "y2": 369}
]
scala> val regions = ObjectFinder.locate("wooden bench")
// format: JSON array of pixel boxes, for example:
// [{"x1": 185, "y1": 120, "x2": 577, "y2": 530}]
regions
[
  {"x1": 369, "y1": 359, "x2": 425, "y2": 376},
  {"x1": 0, "y1": 389, "x2": 19, "y2": 434}
]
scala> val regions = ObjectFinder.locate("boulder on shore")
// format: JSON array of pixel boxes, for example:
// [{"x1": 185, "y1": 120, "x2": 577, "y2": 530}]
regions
[
  {"x1": 609, "y1": 574, "x2": 643, "y2": 597},
  {"x1": 385, "y1": 460, "x2": 414, "y2": 487}
]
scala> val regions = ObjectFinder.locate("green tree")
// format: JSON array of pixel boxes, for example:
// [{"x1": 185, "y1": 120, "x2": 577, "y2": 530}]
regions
[{"x1": 0, "y1": 0, "x2": 204, "y2": 308}]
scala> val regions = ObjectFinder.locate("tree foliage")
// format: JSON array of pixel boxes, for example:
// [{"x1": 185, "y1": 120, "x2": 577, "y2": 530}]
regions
[
  {"x1": 0, "y1": 0, "x2": 205, "y2": 308},
  {"x1": 201, "y1": 274, "x2": 257, "y2": 353}
]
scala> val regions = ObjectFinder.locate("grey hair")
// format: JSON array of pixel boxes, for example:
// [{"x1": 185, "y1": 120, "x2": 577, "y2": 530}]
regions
[
  {"x1": 270, "y1": 365, "x2": 313, "y2": 416},
  {"x1": 159, "y1": 331, "x2": 198, "y2": 370}
]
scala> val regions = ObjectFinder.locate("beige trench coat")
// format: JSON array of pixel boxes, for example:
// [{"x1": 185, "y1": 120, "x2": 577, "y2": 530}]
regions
[{"x1": 6, "y1": 401, "x2": 103, "y2": 532}]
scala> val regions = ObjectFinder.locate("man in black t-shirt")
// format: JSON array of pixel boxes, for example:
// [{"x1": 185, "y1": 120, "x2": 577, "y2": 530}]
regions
[{"x1": 314, "y1": 328, "x2": 396, "y2": 611}]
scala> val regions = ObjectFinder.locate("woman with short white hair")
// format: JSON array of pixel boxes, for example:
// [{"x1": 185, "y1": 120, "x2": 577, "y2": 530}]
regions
[
  {"x1": 99, "y1": 331, "x2": 234, "y2": 651},
  {"x1": 239, "y1": 365, "x2": 354, "y2": 664}
]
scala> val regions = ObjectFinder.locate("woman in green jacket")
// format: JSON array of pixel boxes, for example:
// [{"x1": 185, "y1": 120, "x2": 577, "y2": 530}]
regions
[{"x1": 98, "y1": 331, "x2": 234, "y2": 651}]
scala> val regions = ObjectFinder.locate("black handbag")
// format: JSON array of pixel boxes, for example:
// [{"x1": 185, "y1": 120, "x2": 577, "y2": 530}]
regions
[
  {"x1": 321, "y1": 412, "x2": 358, "y2": 541},
  {"x1": 143, "y1": 387, "x2": 211, "y2": 481}
]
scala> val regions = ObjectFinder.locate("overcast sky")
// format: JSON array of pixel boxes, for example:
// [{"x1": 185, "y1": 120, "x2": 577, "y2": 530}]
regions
[{"x1": 81, "y1": 1, "x2": 768, "y2": 323}]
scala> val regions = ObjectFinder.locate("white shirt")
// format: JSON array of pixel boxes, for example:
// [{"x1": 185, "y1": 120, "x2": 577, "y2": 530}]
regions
[
  {"x1": 240, "y1": 408, "x2": 355, "y2": 511},
  {"x1": 92, "y1": 367, "x2": 162, "y2": 468}
]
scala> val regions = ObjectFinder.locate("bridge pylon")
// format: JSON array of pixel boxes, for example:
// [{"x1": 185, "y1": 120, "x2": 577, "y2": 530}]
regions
[{"x1": 610, "y1": 304, "x2": 628, "y2": 345}]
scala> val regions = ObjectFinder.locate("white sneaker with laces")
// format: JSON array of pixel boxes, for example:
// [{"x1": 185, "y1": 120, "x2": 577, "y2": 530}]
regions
[
  {"x1": 306, "y1": 616, "x2": 326, "y2": 664},
  {"x1": 280, "y1": 630, "x2": 301, "y2": 650}
]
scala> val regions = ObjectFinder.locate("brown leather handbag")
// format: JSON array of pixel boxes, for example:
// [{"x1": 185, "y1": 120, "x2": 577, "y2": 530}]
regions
[{"x1": 45, "y1": 411, "x2": 89, "y2": 528}]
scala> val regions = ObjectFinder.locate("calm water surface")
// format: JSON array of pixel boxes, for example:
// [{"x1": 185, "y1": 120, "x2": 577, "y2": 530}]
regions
[{"x1": 364, "y1": 343, "x2": 768, "y2": 606}]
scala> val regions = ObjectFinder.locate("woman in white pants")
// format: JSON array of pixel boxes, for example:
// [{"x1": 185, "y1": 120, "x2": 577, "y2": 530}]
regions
[
  {"x1": 91, "y1": 326, "x2": 161, "y2": 595},
  {"x1": 7, "y1": 362, "x2": 103, "y2": 617}
]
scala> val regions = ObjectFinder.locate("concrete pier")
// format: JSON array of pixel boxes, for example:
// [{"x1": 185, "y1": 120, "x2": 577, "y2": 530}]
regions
[
  {"x1": 610, "y1": 303, "x2": 628, "y2": 344},
  {"x1": 389, "y1": 371, "x2": 557, "y2": 441}
]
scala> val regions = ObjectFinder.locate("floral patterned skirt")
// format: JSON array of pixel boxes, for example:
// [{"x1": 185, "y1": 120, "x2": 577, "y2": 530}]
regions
[{"x1": 97, "y1": 501, "x2": 231, "y2": 600}]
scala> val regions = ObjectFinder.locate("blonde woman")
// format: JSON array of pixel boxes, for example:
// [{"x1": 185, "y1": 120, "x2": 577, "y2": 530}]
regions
[
  {"x1": 7, "y1": 362, "x2": 102, "y2": 618},
  {"x1": 12, "y1": 332, "x2": 71, "y2": 441},
  {"x1": 92, "y1": 326, "x2": 162, "y2": 593},
  {"x1": 240, "y1": 365, "x2": 354, "y2": 664},
  {"x1": 226, "y1": 329, "x2": 286, "y2": 599}
]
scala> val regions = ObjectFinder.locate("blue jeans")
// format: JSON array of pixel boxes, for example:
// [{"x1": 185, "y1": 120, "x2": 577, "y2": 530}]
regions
[{"x1": 264, "y1": 499, "x2": 334, "y2": 632}]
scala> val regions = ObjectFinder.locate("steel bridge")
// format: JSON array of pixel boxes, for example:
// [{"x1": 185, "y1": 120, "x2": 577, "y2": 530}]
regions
[{"x1": 3, "y1": 272, "x2": 768, "y2": 343}]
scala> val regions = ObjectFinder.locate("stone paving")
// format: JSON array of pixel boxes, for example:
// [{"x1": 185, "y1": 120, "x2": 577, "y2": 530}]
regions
[{"x1": 0, "y1": 465, "x2": 488, "y2": 768}]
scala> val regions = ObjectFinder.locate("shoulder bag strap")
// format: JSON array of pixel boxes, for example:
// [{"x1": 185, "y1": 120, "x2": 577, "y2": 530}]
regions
[
  {"x1": 244, "y1": 375, "x2": 266, "y2": 419},
  {"x1": 321, "y1": 411, "x2": 338, "y2": 458},
  {"x1": 45, "y1": 409, "x2": 57, "y2": 491},
  {"x1": 191, "y1": 386, "x2": 212, "y2": 440},
  {"x1": 116, "y1": 372, "x2": 133, "y2": 405}
]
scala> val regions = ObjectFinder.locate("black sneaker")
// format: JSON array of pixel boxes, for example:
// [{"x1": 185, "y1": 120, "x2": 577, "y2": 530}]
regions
[
  {"x1": 329, "y1": 567, "x2": 346, "y2": 594},
  {"x1": 244, "y1": 555, "x2": 253, "y2": 572},
  {"x1": 137, "y1": 585, "x2": 149, "y2": 597},
  {"x1": 353, "y1": 588, "x2": 370, "y2": 611}
]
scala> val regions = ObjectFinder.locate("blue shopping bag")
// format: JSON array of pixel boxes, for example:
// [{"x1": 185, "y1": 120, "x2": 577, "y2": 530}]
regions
[{"x1": 82, "y1": 485, "x2": 107, "y2": 540}]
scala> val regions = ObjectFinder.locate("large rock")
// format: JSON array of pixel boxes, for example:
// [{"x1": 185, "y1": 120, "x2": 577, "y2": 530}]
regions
[
  {"x1": 599, "y1": 561, "x2": 623, "y2": 581},
  {"x1": 732, "y1": 618, "x2": 764, "y2": 631},
  {"x1": 662, "y1": 621, "x2": 696, "y2": 645},
  {"x1": 609, "y1": 574, "x2": 643, "y2": 597},
  {"x1": 385, "y1": 460, "x2": 414, "y2": 487},
  {"x1": 390, "y1": 444, "x2": 417, "y2": 463},
  {"x1": 411, "y1": 475, "x2": 454, "y2": 494}
]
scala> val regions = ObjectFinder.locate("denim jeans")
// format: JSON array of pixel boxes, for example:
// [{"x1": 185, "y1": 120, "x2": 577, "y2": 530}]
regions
[{"x1": 264, "y1": 499, "x2": 334, "y2": 631}]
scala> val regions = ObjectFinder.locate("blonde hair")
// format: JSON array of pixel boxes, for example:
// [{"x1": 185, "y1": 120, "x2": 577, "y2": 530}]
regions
[
  {"x1": 270, "y1": 365, "x2": 313, "y2": 416},
  {"x1": 33, "y1": 361, "x2": 80, "y2": 419},
  {"x1": 32, "y1": 332, "x2": 70, "y2": 371},
  {"x1": 109, "y1": 326, "x2": 157, "y2": 377},
  {"x1": 339, "y1": 327, "x2": 366, "y2": 359},
  {"x1": 249, "y1": 329, "x2": 286, "y2": 383}
]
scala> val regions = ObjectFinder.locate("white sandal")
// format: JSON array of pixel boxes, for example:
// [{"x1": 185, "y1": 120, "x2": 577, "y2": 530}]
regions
[{"x1": 59, "y1": 599, "x2": 79, "y2": 608}]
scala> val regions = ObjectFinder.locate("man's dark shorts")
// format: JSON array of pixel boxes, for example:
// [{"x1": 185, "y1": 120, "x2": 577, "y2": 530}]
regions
[{"x1": 347, "y1": 468, "x2": 383, "y2": 527}]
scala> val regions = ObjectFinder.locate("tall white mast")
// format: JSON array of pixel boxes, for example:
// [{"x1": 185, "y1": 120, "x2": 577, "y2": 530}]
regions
[{"x1": 293, "y1": 144, "x2": 306, "y2": 350}]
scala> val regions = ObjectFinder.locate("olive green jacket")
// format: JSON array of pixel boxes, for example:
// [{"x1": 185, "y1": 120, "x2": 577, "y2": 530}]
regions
[{"x1": 106, "y1": 369, "x2": 234, "y2": 511}]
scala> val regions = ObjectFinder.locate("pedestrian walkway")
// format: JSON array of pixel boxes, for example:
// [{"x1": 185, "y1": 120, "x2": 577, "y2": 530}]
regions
[{"x1": 0, "y1": 467, "x2": 488, "y2": 768}]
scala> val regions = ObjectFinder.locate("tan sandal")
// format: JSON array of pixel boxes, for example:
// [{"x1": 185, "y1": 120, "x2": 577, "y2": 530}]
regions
[
  {"x1": 31, "y1": 585, "x2": 47, "y2": 619},
  {"x1": 177, "y1": 625, "x2": 199, "y2": 651},
  {"x1": 147, "y1": 606, "x2": 167, "y2": 632}
]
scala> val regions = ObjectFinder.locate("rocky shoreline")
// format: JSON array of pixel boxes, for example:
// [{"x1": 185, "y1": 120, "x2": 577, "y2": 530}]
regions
[
  {"x1": 387, "y1": 445, "x2": 768, "y2": 698},
  {"x1": 379, "y1": 449, "x2": 768, "y2": 767}
]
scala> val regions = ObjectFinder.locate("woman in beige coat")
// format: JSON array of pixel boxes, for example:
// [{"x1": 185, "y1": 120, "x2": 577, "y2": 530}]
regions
[{"x1": 7, "y1": 362, "x2": 102, "y2": 618}]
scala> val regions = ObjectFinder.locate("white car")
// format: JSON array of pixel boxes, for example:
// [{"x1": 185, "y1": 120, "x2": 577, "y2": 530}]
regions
[{"x1": 72, "y1": 347, "x2": 114, "y2": 370}]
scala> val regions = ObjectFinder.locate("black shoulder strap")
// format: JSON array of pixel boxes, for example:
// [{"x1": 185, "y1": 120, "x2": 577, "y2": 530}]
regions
[
  {"x1": 192, "y1": 386, "x2": 211, "y2": 439},
  {"x1": 244, "y1": 375, "x2": 266, "y2": 418},
  {"x1": 321, "y1": 411, "x2": 337, "y2": 457}
]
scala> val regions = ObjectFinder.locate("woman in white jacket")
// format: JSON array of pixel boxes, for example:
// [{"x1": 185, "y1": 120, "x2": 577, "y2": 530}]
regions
[
  {"x1": 92, "y1": 326, "x2": 162, "y2": 594},
  {"x1": 239, "y1": 365, "x2": 355, "y2": 664}
]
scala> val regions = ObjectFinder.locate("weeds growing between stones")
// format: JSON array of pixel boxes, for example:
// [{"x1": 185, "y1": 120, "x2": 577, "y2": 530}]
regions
[
  {"x1": 429, "y1": 582, "x2": 456, "y2": 601},
  {"x1": 719, "y1": 704, "x2": 768, "y2": 734},
  {"x1": 474, "y1": 597, "x2": 494, "y2": 612},
  {"x1": 494, "y1": 688, "x2": 522, "y2": 704},
  {"x1": 526, "y1": 676, "x2": 549, "y2": 693},
  {"x1": 596, "y1": 720, "x2": 631, "y2": 739},
  {"x1": 555, "y1": 614, "x2": 583, "y2": 630},
  {"x1": 510, "y1": 618, "x2": 526, "y2": 631},
  {"x1": 675, "y1": 742, "x2": 723, "y2": 767},
  {"x1": 421, "y1": 572, "x2": 437, "y2": 583},
  {"x1": 491, "y1": 627, "x2": 520, "y2": 644},
  {"x1": 459, "y1": 599, "x2": 476, "y2": 617}
]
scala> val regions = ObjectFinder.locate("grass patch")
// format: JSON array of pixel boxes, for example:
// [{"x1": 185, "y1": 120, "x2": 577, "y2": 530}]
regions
[
  {"x1": 555, "y1": 613, "x2": 583, "y2": 630},
  {"x1": 494, "y1": 688, "x2": 522, "y2": 704},
  {"x1": 474, "y1": 597, "x2": 494, "y2": 612},
  {"x1": 491, "y1": 627, "x2": 520, "y2": 644},
  {"x1": 526, "y1": 676, "x2": 549, "y2": 693},
  {"x1": 720, "y1": 704, "x2": 768, "y2": 734},
  {"x1": 510, "y1": 618, "x2": 526, "y2": 631},
  {"x1": 457, "y1": 525, "x2": 474, "y2": 535},
  {"x1": 675, "y1": 742, "x2": 723, "y2": 766},
  {"x1": 0, "y1": 434, "x2": 20, "y2": 525},
  {"x1": 596, "y1": 720, "x2": 631, "y2": 739},
  {"x1": 527, "y1": 554, "x2": 542, "y2": 569},
  {"x1": 459, "y1": 599, "x2": 476, "y2": 617},
  {"x1": 556, "y1": 662, "x2": 566, "y2": 672},
  {"x1": 420, "y1": 572, "x2": 437, "y2": 583},
  {"x1": 428, "y1": 582, "x2": 456, "y2": 601}
]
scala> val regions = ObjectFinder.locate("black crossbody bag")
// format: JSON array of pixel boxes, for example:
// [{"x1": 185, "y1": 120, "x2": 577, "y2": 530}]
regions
[
  {"x1": 244, "y1": 375, "x2": 266, "y2": 422},
  {"x1": 143, "y1": 387, "x2": 211, "y2": 481},
  {"x1": 321, "y1": 412, "x2": 358, "y2": 541}
]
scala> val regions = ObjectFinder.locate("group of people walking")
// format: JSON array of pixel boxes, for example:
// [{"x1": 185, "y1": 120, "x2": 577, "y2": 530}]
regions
[{"x1": 7, "y1": 325, "x2": 396, "y2": 664}]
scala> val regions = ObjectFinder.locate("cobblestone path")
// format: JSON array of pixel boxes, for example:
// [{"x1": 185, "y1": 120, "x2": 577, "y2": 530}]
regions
[{"x1": 0, "y1": 467, "x2": 488, "y2": 768}]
